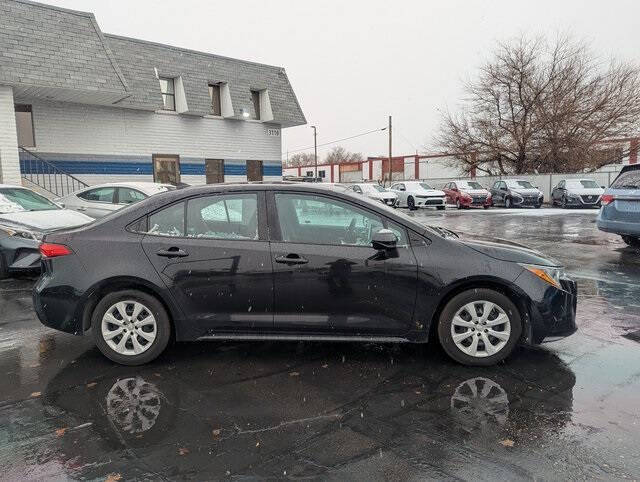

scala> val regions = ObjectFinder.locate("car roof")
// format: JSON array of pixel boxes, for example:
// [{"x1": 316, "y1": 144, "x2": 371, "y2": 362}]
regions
[{"x1": 77, "y1": 182, "x2": 173, "y2": 194}]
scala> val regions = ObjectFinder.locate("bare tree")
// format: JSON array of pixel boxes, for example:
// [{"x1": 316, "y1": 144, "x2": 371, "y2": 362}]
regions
[
  {"x1": 284, "y1": 152, "x2": 316, "y2": 167},
  {"x1": 324, "y1": 146, "x2": 364, "y2": 164},
  {"x1": 437, "y1": 35, "x2": 640, "y2": 174}
]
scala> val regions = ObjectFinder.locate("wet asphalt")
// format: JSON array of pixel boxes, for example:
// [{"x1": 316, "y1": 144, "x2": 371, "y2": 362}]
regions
[{"x1": 0, "y1": 207, "x2": 639, "y2": 480}]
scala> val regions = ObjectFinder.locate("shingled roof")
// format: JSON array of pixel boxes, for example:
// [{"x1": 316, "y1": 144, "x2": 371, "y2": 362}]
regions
[
  {"x1": 0, "y1": 0, "x2": 128, "y2": 99},
  {"x1": 0, "y1": 0, "x2": 306, "y2": 127}
]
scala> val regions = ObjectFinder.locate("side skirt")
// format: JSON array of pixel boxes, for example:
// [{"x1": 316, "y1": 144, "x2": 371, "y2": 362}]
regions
[{"x1": 197, "y1": 333, "x2": 412, "y2": 343}]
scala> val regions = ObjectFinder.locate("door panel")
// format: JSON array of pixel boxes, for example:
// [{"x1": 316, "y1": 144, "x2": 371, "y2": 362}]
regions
[
  {"x1": 269, "y1": 192, "x2": 418, "y2": 335},
  {"x1": 140, "y1": 192, "x2": 273, "y2": 339}
]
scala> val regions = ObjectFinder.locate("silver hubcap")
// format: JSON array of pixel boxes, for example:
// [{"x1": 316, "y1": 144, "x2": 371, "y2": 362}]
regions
[
  {"x1": 101, "y1": 301, "x2": 157, "y2": 356},
  {"x1": 450, "y1": 301, "x2": 511, "y2": 357},
  {"x1": 106, "y1": 377, "x2": 162, "y2": 433}
]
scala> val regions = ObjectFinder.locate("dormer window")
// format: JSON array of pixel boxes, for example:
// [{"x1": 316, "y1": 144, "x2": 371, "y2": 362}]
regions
[
  {"x1": 159, "y1": 77, "x2": 175, "y2": 111},
  {"x1": 251, "y1": 90, "x2": 261, "y2": 120},
  {"x1": 209, "y1": 83, "x2": 222, "y2": 116}
]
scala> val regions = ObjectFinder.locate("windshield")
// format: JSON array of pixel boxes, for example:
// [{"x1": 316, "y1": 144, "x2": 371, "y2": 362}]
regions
[
  {"x1": 506, "y1": 180, "x2": 534, "y2": 189},
  {"x1": 419, "y1": 183, "x2": 433, "y2": 190},
  {"x1": 566, "y1": 179, "x2": 599, "y2": 189},
  {"x1": 458, "y1": 181, "x2": 484, "y2": 190},
  {"x1": 611, "y1": 170, "x2": 640, "y2": 190},
  {"x1": 0, "y1": 188, "x2": 59, "y2": 213}
]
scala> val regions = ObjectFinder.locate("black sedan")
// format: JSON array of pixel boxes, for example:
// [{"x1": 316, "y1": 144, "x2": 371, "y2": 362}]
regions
[{"x1": 33, "y1": 183, "x2": 577, "y2": 366}]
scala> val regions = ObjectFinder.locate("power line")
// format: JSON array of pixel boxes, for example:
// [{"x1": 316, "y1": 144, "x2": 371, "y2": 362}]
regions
[{"x1": 284, "y1": 126, "x2": 387, "y2": 156}]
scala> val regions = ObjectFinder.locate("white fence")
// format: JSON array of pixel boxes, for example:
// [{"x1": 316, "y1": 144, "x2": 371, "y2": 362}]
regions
[{"x1": 421, "y1": 171, "x2": 622, "y2": 202}]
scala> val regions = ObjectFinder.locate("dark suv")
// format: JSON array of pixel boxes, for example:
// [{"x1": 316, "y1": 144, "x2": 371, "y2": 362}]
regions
[
  {"x1": 490, "y1": 180, "x2": 544, "y2": 208},
  {"x1": 597, "y1": 165, "x2": 640, "y2": 247},
  {"x1": 34, "y1": 183, "x2": 577, "y2": 366}
]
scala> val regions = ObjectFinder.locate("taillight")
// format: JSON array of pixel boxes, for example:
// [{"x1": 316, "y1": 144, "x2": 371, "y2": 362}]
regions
[
  {"x1": 600, "y1": 194, "x2": 615, "y2": 205},
  {"x1": 39, "y1": 243, "x2": 72, "y2": 258}
]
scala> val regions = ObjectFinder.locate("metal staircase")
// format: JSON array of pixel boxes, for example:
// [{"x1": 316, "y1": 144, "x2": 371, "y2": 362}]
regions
[{"x1": 19, "y1": 147, "x2": 88, "y2": 198}]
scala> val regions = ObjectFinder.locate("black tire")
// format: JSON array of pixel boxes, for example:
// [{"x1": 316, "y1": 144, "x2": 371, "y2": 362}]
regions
[
  {"x1": 561, "y1": 196, "x2": 567, "y2": 208},
  {"x1": 92, "y1": 290, "x2": 171, "y2": 366},
  {"x1": 483, "y1": 205, "x2": 490, "y2": 210},
  {"x1": 621, "y1": 235, "x2": 640, "y2": 248},
  {"x1": 505, "y1": 197, "x2": 513, "y2": 209},
  {"x1": 407, "y1": 196, "x2": 416, "y2": 210},
  {"x1": 0, "y1": 253, "x2": 9, "y2": 280},
  {"x1": 437, "y1": 289, "x2": 522, "y2": 366},
  {"x1": 535, "y1": 203, "x2": 542, "y2": 209},
  {"x1": 456, "y1": 199, "x2": 462, "y2": 210}
]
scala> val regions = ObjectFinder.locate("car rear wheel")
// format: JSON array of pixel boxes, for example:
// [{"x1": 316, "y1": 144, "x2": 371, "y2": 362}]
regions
[
  {"x1": 92, "y1": 290, "x2": 171, "y2": 366},
  {"x1": 407, "y1": 196, "x2": 416, "y2": 210},
  {"x1": 621, "y1": 235, "x2": 640, "y2": 248},
  {"x1": 437, "y1": 289, "x2": 522, "y2": 366}
]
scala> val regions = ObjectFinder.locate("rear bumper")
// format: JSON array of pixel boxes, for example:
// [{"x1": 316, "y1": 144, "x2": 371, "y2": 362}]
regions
[
  {"x1": 0, "y1": 237, "x2": 41, "y2": 272},
  {"x1": 597, "y1": 213, "x2": 640, "y2": 236}
]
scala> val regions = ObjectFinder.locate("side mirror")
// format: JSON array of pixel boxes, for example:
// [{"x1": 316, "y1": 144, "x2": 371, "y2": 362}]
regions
[
  {"x1": 601, "y1": 186, "x2": 605, "y2": 189},
  {"x1": 372, "y1": 229, "x2": 398, "y2": 251}
]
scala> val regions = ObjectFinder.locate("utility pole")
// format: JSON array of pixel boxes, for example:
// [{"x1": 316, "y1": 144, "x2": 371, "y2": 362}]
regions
[
  {"x1": 387, "y1": 115, "x2": 392, "y2": 186},
  {"x1": 311, "y1": 125, "x2": 318, "y2": 179}
]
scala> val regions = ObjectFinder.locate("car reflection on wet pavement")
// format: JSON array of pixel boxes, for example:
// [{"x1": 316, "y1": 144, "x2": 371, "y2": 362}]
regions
[{"x1": 0, "y1": 209, "x2": 639, "y2": 480}]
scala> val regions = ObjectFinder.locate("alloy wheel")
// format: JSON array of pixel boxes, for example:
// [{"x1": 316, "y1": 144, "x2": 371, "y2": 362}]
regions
[
  {"x1": 101, "y1": 301, "x2": 157, "y2": 356},
  {"x1": 450, "y1": 301, "x2": 511, "y2": 357}
]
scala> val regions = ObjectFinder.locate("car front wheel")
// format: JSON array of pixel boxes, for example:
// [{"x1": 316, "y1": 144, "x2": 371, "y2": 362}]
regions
[
  {"x1": 505, "y1": 197, "x2": 513, "y2": 208},
  {"x1": 437, "y1": 289, "x2": 522, "y2": 366},
  {"x1": 622, "y1": 235, "x2": 640, "y2": 248},
  {"x1": 92, "y1": 290, "x2": 171, "y2": 366},
  {"x1": 407, "y1": 196, "x2": 416, "y2": 210}
]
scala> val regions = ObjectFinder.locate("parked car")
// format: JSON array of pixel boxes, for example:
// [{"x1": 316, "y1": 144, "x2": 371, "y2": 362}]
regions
[
  {"x1": 0, "y1": 184, "x2": 93, "y2": 278},
  {"x1": 490, "y1": 180, "x2": 544, "y2": 208},
  {"x1": 551, "y1": 179, "x2": 604, "y2": 208},
  {"x1": 597, "y1": 164, "x2": 640, "y2": 247},
  {"x1": 55, "y1": 182, "x2": 175, "y2": 219},
  {"x1": 345, "y1": 183, "x2": 397, "y2": 207},
  {"x1": 34, "y1": 183, "x2": 577, "y2": 367},
  {"x1": 442, "y1": 180, "x2": 492, "y2": 209},
  {"x1": 390, "y1": 181, "x2": 446, "y2": 210}
]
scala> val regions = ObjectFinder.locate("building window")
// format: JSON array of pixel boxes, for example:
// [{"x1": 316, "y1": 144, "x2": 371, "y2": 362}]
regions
[
  {"x1": 318, "y1": 170, "x2": 326, "y2": 178},
  {"x1": 251, "y1": 90, "x2": 261, "y2": 120},
  {"x1": 15, "y1": 104, "x2": 35, "y2": 147},
  {"x1": 306, "y1": 170, "x2": 313, "y2": 177},
  {"x1": 153, "y1": 154, "x2": 181, "y2": 185},
  {"x1": 159, "y1": 77, "x2": 175, "y2": 111},
  {"x1": 209, "y1": 83, "x2": 221, "y2": 116}
]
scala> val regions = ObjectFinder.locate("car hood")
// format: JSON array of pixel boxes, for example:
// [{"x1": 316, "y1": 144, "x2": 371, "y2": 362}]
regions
[
  {"x1": 417, "y1": 189, "x2": 445, "y2": 196},
  {"x1": 0, "y1": 209, "x2": 94, "y2": 232},
  {"x1": 454, "y1": 232, "x2": 560, "y2": 266},
  {"x1": 567, "y1": 188, "x2": 603, "y2": 195},
  {"x1": 510, "y1": 188, "x2": 541, "y2": 195},
  {"x1": 462, "y1": 189, "x2": 490, "y2": 195}
]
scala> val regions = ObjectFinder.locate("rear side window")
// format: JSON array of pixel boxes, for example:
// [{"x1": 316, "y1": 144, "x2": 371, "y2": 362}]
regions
[
  {"x1": 186, "y1": 194, "x2": 258, "y2": 240},
  {"x1": 148, "y1": 202, "x2": 185, "y2": 237},
  {"x1": 611, "y1": 170, "x2": 640, "y2": 189},
  {"x1": 118, "y1": 188, "x2": 147, "y2": 205},
  {"x1": 79, "y1": 187, "x2": 115, "y2": 203}
]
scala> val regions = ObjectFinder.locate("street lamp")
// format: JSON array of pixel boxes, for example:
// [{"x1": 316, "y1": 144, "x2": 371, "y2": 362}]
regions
[{"x1": 310, "y1": 125, "x2": 318, "y2": 180}]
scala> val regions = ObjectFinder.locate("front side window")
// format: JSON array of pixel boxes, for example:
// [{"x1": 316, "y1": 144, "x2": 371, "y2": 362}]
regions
[
  {"x1": 148, "y1": 202, "x2": 185, "y2": 237},
  {"x1": 275, "y1": 193, "x2": 406, "y2": 247},
  {"x1": 118, "y1": 188, "x2": 147, "y2": 205},
  {"x1": 0, "y1": 188, "x2": 58, "y2": 213},
  {"x1": 186, "y1": 194, "x2": 258, "y2": 240},
  {"x1": 159, "y1": 77, "x2": 175, "y2": 111},
  {"x1": 78, "y1": 187, "x2": 115, "y2": 203}
]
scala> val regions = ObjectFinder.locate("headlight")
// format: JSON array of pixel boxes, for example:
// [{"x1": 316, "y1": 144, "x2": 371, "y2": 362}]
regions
[
  {"x1": 567, "y1": 192, "x2": 580, "y2": 199},
  {"x1": 1, "y1": 227, "x2": 43, "y2": 241},
  {"x1": 519, "y1": 263, "x2": 565, "y2": 290},
  {"x1": 511, "y1": 191, "x2": 523, "y2": 200}
]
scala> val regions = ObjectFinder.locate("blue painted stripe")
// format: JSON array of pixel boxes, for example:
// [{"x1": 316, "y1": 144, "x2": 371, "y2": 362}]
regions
[{"x1": 19, "y1": 159, "x2": 282, "y2": 176}]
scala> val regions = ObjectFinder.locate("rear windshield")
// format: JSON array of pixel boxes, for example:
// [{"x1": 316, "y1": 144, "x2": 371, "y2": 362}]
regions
[
  {"x1": 611, "y1": 170, "x2": 640, "y2": 190},
  {"x1": 0, "y1": 188, "x2": 59, "y2": 213}
]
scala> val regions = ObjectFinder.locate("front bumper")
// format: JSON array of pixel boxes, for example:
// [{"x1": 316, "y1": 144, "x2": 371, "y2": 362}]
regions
[
  {"x1": 0, "y1": 236, "x2": 41, "y2": 272},
  {"x1": 415, "y1": 196, "x2": 445, "y2": 207},
  {"x1": 460, "y1": 196, "x2": 491, "y2": 207},
  {"x1": 564, "y1": 195, "x2": 601, "y2": 207},
  {"x1": 515, "y1": 271, "x2": 578, "y2": 344},
  {"x1": 512, "y1": 195, "x2": 543, "y2": 207}
]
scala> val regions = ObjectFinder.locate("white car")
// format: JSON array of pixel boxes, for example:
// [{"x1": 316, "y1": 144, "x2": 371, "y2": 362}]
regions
[
  {"x1": 345, "y1": 183, "x2": 398, "y2": 207},
  {"x1": 56, "y1": 182, "x2": 175, "y2": 218},
  {"x1": 390, "y1": 181, "x2": 446, "y2": 210},
  {"x1": 551, "y1": 178, "x2": 605, "y2": 208}
]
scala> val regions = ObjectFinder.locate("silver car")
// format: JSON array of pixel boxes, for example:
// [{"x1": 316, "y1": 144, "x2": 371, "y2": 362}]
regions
[
  {"x1": 551, "y1": 178, "x2": 604, "y2": 208},
  {"x1": 56, "y1": 182, "x2": 174, "y2": 218}
]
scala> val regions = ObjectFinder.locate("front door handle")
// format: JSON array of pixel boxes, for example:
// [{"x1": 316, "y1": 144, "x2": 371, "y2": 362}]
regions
[
  {"x1": 156, "y1": 247, "x2": 189, "y2": 258},
  {"x1": 275, "y1": 254, "x2": 309, "y2": 265},
  {"x1": 77, "y1": 206, "x2": 86, "y2": 211}
]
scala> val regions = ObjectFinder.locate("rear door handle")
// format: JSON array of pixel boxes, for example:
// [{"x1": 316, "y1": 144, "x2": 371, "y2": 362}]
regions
[
  {"x1": 275, "y1": 254, "x2": 309, "y2": 265},
  {"x1": 156, "y1": 247, "x2": 189, "y2": 258}
]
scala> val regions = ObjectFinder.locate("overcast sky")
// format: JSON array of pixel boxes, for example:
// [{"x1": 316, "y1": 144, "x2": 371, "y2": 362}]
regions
[{"x1": 46, "y1": 0, "x2": 640, "y2": 161}]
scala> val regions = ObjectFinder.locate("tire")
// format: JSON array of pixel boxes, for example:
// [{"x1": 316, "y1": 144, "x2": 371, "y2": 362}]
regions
[
  {"x1": 535, "y1": 203, "x2": 542, "y2": 209},
  {"x1": 437, "y1": 289, "x2": 522, "y2": 366},
  {"x1": 456, "y1": 199, "x2": 462, "y2": 210},
  {"x1": 92, "y1": 290, "x2": 171, "y2": 366},
  {"x1": 407, "y1": 196, "x2": 416, "y2": 210},
  {"x1": 0, "y1": 253, "x2": 9, "y2": 280},
  {"x1": 561, "y1": 196, "x2": 567, "y2": 208},
  {"x1": 483, "y1": 205, "x2": 490, "y2": 210},
  {"x1": 437, "y1": 205, "x2": 445, "y2": 211},
  {"x1": 505, "y1": 197, "x2": 513, "y2": 209},
  {"x1": 621, "y1": 235, "x2": 640, "y2": 248}
]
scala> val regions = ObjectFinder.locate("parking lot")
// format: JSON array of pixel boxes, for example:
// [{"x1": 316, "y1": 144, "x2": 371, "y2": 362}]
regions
[{"x1": 0, "y1": 207, "x2": 639, "y2": 480}]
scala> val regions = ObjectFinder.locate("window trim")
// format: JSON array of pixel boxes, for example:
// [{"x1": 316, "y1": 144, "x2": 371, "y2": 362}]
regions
[
  {"x1": 250, "y1": 90, "x2": 261, "y2": 120},
  {"x1": 266, "y1": 190, "x2": 409, "y2": 248},
  {"x1": 208, "y1": 83, "x2": 222, "y2": 116}
]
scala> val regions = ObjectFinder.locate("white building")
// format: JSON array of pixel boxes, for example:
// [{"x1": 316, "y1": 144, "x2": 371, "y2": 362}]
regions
[{"x1": 0, "y1": 0, "x2": 305, "y2": 194}]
